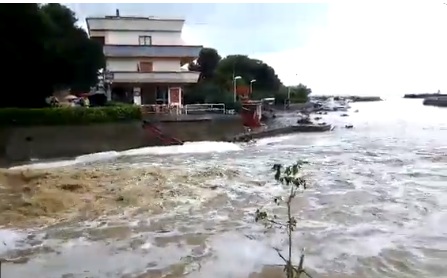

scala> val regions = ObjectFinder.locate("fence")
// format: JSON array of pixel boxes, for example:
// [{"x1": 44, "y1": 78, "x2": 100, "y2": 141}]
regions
[
  {"x1": 184, "y1": 103, "x2": 226, "y2": 115},
  {"x1": 140, "y1": 103, "x2": 228, "y2": 115},
  {"x1": 141, "y1": 104, "x2": 180, "y2": 115}
]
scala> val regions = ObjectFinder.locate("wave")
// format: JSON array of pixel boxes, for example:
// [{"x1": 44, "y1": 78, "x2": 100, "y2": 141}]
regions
[{"x1": 8, "y1": 141, "x2": 242, "y2": 171}]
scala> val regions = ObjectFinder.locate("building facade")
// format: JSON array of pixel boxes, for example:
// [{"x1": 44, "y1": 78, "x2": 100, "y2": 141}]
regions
[{"x1": 86, "y1": 11, "x2": 202, "y2": 110}]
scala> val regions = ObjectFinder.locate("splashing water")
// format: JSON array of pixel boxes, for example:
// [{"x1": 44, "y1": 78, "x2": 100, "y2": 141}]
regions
[{"x1": 1, "y1": 99, "x2": 447, "y2": 278}]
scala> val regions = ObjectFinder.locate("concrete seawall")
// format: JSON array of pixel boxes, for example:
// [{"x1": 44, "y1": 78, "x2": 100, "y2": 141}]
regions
[
  {"x1": 0, "y1": 116, "x2": 245, "y2": 166},
  {"x1": 423, "y1": 97, "x2": 447, "y2": 107},
  {"x1": 1, "y1": 122, "x2": 147, "y2": 165}
]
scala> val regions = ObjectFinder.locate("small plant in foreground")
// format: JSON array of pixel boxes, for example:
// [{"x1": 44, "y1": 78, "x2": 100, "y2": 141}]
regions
[{"x1": 255, "y1": 161, "x2": 313, "y2": 278}]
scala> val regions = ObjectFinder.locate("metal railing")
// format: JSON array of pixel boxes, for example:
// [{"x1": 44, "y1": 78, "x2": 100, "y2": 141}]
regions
[
  {"x1": 140, "y1": 103, "x2": 229, "y2": 115},
  {"x1": 184, "y1": 103, "x2": 226, "y2": 115},
  {"x1": 141, "y1": 104, "x2": 180, "y2": 115}
]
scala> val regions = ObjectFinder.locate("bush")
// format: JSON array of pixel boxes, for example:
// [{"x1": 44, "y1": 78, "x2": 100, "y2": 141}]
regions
[
  {"x1": 0, "y1": 105, "x2": 142, "y2": 126},
  {"x1": 255, "y1": 161, "x2": 313, "y2": 278},
  {"x1": 224, "y1": 100, "x2": 242, "y2": 113}
]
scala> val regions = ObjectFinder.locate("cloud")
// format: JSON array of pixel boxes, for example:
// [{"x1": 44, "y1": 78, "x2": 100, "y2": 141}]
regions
[
  {"x1": 67, "y1": 2, "x2": 447, "y2": 96},
  {"x1": 253, "y1": 1, "x2": 447, "y2": 96}
]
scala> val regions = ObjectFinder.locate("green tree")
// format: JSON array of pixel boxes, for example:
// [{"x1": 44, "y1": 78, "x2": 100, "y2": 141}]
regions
[
  {"x1": 188, "y1": 47, "x2": 221, "y2": 81},
  {"x1": 185, "y1": 50, "x2": 284, "y2": 106},
  {"x1": 41, "y1": 4, "x2": 104, "y2": 93},
  {"x1": 216, "y1": 55, "x2": 282, "y2": 93},
  {"x1": 0, "y1": 4, "x2": 53, "y2": 108},
  {"x1": 0, "y1": 4, "x2": 104, "y2": 108},
  {"x1": 288, "y1": 83, "x2": 312, "y2": 103}
]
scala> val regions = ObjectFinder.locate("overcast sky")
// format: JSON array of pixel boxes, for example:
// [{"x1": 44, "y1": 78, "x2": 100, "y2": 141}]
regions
[{"x1": 67, "y1": 2, "x2": 447, "y2": 96}]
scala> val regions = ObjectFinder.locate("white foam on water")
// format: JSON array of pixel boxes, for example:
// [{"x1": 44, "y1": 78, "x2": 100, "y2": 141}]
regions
[
  {"x1": 8, "y1": 151, "x2": 121, "y2": 171},
  {"x1": 190, "y1": 232, "x2": 281, "y2": 278},
  {"x1": 7, "y1": 142, "x2": 242, "y2": 170},
  {"x1": 75, "y1": 151, "x2": 121, "y2": 163},
  {"x1": 120, "y1": 141, "x2": 242, "y2": 156},
  {"x1": 255, "y1": 134, "x2": 296, "y2": 146},
  {"x1": 0, "y1": 229, "x2": 27, "y2": 255},
  {"x1": 8, "y1": 159, "x2": 77, "y2": 170}
]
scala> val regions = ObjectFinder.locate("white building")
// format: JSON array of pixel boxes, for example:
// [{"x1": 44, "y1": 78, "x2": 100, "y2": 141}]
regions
[{"x1": 86, "y1": 10, "x2": 202, "y2": 109}]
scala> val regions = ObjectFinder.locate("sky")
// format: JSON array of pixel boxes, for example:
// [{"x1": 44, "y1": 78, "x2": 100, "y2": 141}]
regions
[{"x1": 67, "y1": 1, "x2": 447, "y2": 96}]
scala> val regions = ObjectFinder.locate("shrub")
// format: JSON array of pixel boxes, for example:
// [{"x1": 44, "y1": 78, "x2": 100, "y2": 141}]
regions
[
  {"x1": 254, "y1": 161, "x2": 314, "y2": 278},
  {"x1": 0, "y1": 105, "x2": 142, "y2": 127},
  {"x1": 224, "y1": 100, "x2": 242, "y2": 113}
]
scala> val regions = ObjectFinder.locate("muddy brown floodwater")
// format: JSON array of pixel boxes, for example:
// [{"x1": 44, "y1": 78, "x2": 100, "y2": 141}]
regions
[
  {"x1": 1, "y1": 99, "x2": 447, "y2": 278},
  {"x1": 0, "y1": 165, "x2": 243, "y2": 228}
]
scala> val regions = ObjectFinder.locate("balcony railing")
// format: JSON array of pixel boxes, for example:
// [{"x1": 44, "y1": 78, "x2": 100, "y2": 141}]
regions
[
  {"x1": 140, "y1": 103, "x2": 228, "y2": 115},
  {"x1": 112, "y1": 71, "x2": 199, "y2": 83},
  {"x1": 104, "y1": 45, "x2": 202, "y2": 58}
]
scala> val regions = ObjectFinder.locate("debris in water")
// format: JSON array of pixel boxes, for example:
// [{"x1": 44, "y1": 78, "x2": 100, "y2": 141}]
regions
[{"x1": 0, "y1": 165, "x2": 234, "y2": 228}]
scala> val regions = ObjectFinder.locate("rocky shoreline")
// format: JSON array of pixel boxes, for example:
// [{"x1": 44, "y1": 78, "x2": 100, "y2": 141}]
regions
[
  {"x1": 403, "y1": 93, "x2": 447, "y2": 107},
  {"x1": 423, "y1": 96, "x2": 447, "y2": 107},
  {"x1": 404, "y1": 93, "x2": 447, "y2": 99},
  {"x1": 312, "y1": 95, "x2": 382, "y2": 102}
]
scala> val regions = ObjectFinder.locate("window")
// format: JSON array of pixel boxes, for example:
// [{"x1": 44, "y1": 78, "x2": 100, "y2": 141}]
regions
[
  {"x1": 156, "y1": 86, "x2": 168, "y2": 104},
  {"x1": 138, "y1": 61, "x2": 153, "y2": 73},
  {"x1": 138, "y1": 36, "x2": 152, "y2": 45},
  {"x1": 91, "y1": 36, "x2": 105, "y2": 46}
]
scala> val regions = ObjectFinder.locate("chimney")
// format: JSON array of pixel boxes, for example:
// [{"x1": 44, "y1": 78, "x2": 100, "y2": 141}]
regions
[{"x1": 116, "y1": 9, "x2": 120, "y2": 17}]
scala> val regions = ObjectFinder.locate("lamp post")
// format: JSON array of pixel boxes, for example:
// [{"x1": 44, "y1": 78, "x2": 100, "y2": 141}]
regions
[
  {"x1": 102, "y1": 69, "x2": 114, "y2": 102},
  {"x1": 233, "y1": 76, "x2": 242, "y2": 102},
  {"x1": 250, "y1": 79, "x2": 256, "y2": 95}
]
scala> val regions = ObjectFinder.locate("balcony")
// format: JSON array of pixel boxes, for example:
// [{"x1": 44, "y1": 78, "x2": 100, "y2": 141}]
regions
[
  {"x1": 112, "y1": 71, "x2": 200, "y2": 83},
  {"x1": 104, "y1": 45, "x2": 202, "y2": 58}
]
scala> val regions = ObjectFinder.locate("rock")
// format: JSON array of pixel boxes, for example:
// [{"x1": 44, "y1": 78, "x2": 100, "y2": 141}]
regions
[
  {"x1": 314, "y1": 117, "x2": 322, "y2": 121},
  {"x1": 297, "y1": 119, "x2": 312, "y2": 124},
  {"x1": 341, "y1": 113, "x2": 349, "y2": 117},
  {"x1": 423, "y1": 97, "x2": 447, "y2": 107},
  {"x1": 350, "y1": 96, "x2": 382, "y2": 102},
  {"x1": 345, "y1": 125, "x2": 354, "y2": 129}
]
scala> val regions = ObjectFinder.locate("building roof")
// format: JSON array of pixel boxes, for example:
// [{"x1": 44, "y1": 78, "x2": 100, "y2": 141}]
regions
[
  {"x1": 86, "y1": 16, "x2": 185, "y2": 22},
  {"x1": 86, "y1": 14, "x2": 185, "y2": 33}
]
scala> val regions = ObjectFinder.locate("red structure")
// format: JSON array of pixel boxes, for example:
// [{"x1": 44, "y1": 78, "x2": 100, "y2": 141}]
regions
[
  {"x1": 142, "y1": 121, "x2": 183, "y2": 145},
  {"x1": 240, "y1": 100, "x2": 262, "y2": 129},
  {"x1": 236, "y1": 85, "x2": 250, "y2": 96},
  {"x1": 235, "y1": 84, "x2": 263, "y2": 129}
]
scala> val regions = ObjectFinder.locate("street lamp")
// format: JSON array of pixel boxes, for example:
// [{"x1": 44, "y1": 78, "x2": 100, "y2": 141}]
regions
[
  {"x1": 250, "y1": 79, "x2": 256, "y2": 95},
  {"x1": 233, "y1": 76, "x2": 242, "y2": 102},
  {"x1": 101, "y1": 69, "x2": 114, "y2": 102}
]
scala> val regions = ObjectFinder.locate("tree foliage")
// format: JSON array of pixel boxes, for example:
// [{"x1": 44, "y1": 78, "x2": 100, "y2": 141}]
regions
[
  {"x1": 289, "y1": 84, "x2": 312, "y2": 103},
  {"x1": 185, "y1": 49, "x2": 292, "y2": 106},
  {"x1": 0, "y1": 4, "x2": 104, "y2": 108},
  {"x1": 188, "y1": 47, "x2": 221, "y2": 81}
]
